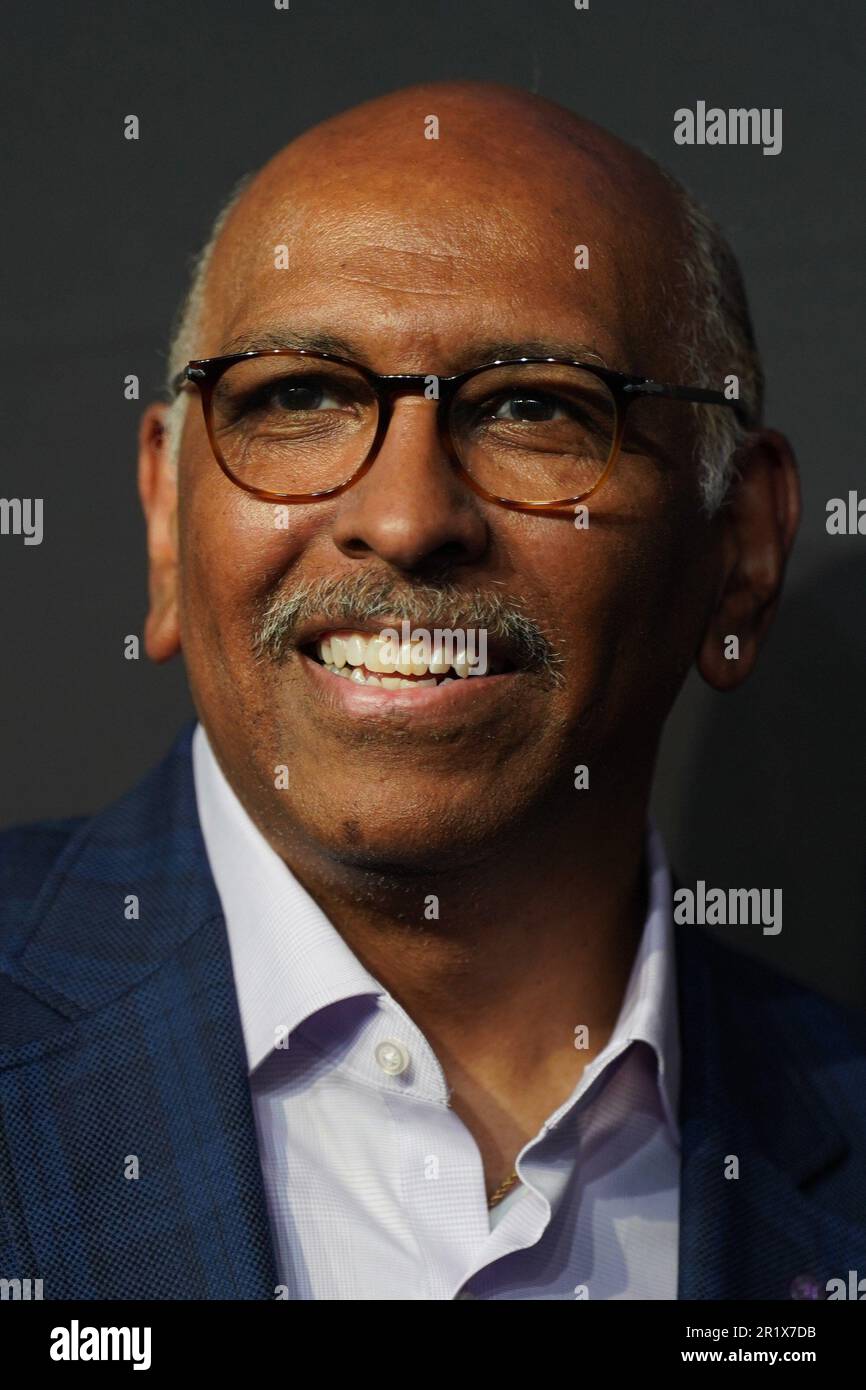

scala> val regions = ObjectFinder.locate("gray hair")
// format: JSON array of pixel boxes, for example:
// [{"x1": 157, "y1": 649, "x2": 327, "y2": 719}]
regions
[
  {"x1": 162, "y1": 173, "x2": 253, "y2": 471},
  {"x1": 658, "y1": 167, "x2": 763, "y2": 513},
  {"x1": 163, "y1": 167, "x2": 761, "y2": 513}
]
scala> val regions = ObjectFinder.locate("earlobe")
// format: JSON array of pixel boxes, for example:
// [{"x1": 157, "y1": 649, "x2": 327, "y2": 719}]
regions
[
  {"x1": 696, "y1": 428, "x2": 800, "y2": 693},
  {"x1": 138, "y1": 402, "x2": 182, "y2": 663},
  {"x1": 696, "y1": 594, "x2": 765, "y2": 692},
  {"x1": 143, "y1": 592, "x2": 181, "y2": 663}
]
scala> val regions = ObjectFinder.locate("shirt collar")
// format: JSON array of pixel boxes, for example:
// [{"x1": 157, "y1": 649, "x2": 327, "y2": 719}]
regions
[
  {"x1": 609, "y1": 819, "x2": 681, "y2": 1141},
  {"x1": 192, "y1": 723, "x2": 383, "y2": 1074},
  {"x1": 192, "y1": 722, "x2": 679, "y2": 1138}
]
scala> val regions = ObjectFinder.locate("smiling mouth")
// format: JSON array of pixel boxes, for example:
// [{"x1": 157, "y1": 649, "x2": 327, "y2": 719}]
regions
[{"x1": 301, "y1": 629, "x2": 512, "y2": 688}]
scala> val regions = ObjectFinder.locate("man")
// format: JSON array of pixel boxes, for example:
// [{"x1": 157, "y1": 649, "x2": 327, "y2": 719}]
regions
[{"x1": 1, "y1": 81, "x2": 864, "y2": 1301}]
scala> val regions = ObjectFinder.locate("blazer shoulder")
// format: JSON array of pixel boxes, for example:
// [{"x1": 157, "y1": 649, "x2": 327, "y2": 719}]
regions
[
  {"x1": 0, "y1": 816, "x2": 86, "y2": 943},
  {"x1": 0, "y1": 817, "x2": 89, "y2": 1045},
  {"x1": 0, "y1": 817, "x2": 85, "y2": 928},
  {"x1": 0, "y1": 721, "x2": 198, "y2": 960},
  {"x1": 680, "y1": 925, "x2": 866, "y2": 1071}
]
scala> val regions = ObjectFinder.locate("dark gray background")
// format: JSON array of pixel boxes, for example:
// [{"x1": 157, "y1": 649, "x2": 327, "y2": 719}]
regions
[{"x1": 2, "y1": 0, "x2": 863, "y2": 1005}]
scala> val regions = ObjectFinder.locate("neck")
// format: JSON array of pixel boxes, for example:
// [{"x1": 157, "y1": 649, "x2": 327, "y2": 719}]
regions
[{"x1": 279, "y1": 796, "x2": 650, "y2": 1077}]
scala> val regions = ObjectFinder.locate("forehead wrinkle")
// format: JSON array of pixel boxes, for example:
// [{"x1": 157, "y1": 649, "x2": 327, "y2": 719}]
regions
[
  {"x1": 333, "y1": 271, "x2": 464, "y2": 299},
  {"x1": 227, "y1": 192, "x2": 566, "y2": 290},
  {"x1": 207, "y1": 162, "x2": 633, "y2": 333},
  {"x1": 330, "y1": 242, "x2": 470, "y2": 297}
]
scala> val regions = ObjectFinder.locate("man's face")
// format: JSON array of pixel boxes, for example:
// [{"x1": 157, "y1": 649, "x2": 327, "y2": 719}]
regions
[{"x1": 153, "y1": 106, "x2": 724, "y2": 870}]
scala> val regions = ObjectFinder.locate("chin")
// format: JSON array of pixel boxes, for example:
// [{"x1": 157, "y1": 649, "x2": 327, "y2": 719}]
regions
[{"x1": 292, "y1": 795, "x2": 497, "y2": 874}]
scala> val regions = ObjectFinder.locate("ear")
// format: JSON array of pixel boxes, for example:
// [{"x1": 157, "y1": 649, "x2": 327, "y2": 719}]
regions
[
  {"x1": 137, "y1": 401, "x2": 181, "y2": 663},
  {"x1": 697, "y1": 428, "x2": 800, "y2": 691}
]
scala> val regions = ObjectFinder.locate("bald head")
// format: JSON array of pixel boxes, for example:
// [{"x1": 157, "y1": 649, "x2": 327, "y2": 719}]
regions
[{"x1": 165, "y1": 81, "x2": 760, "y2": 510}]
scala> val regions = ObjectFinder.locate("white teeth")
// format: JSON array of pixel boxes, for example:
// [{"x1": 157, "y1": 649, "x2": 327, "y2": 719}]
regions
[
  {"x1": 410, "y1": 643, "x2": 430, "y2": 676},
  {"x1": 427, "y1": 646, "x2": 450, "y2": 674},
  {"x1": 345, "y1": 635, "x2": 367, "y2": 667},
  {"x1": 364, "y1": 637, "x2": 397, "y2": 674},
  {"x1": 320, "y1": 660, "x2": 465, "y2": 691},
  {"x1": 315, "y1": 630, "x2": 499, "y2": 685},
  {"x1": 395, "y1": 641, "x2": 428, "y2": 677}
]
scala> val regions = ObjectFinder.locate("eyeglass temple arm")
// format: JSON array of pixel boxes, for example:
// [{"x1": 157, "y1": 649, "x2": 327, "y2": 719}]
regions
[
  {"x1": 170, "y1": 366, "x2": 206, "y2": 396},
  {"x1": 623, "y1": 380, "x2": 751, "y2": 427}
]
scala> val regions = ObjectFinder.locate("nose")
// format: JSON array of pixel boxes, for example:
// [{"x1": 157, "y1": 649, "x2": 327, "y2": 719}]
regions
[{"x1": 329, "y1": 396, "x2": 489, "y2": 572}]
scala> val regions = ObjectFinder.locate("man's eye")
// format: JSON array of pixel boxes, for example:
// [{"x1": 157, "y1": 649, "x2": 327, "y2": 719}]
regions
[
  {"x1": 266, "y1": 381, "x2": 342, "y2": 411},
  {"x1": 491, "y1": 394, "x2": 566, "y2": 423}
]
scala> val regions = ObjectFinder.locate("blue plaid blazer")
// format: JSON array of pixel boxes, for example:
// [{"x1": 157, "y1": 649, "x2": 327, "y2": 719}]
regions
[{"x1": 1, "y1": 722, "x2": 865, "y2": 1300}]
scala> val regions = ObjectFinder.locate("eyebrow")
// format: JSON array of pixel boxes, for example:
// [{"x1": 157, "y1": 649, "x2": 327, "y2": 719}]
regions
[
  {"x1": 467, "y1": 339, "x2": 610, "y2": 370},
  {"x1": 218, "y1": 328, "x2": 366, "y2": 359},
  {"x1": 216, "y1": 329, "x2": 612, "y2": 374}
]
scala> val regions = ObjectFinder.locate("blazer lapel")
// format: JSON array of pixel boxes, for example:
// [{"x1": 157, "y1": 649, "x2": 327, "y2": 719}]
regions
[
  {"x1": 0, "y1": 724, "x2": 277, "y2": 1299},
  {"x1": 676, "y1": 926, "x2": 866, "y2": 1300}
]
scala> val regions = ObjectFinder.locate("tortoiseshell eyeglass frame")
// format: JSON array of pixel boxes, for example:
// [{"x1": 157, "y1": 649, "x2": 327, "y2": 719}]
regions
[{"x1": 171, "y1": 347, "x2": 750, "y2": 513}]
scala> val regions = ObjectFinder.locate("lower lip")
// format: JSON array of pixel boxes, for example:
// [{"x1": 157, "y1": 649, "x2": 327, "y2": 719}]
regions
[{"x1": 299, "y1": 651, "x2": 519, "y2": 719}]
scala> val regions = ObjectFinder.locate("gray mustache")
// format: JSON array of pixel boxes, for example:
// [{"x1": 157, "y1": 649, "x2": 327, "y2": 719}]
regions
[{"x1": 252, "y1": 572, "x2": 563, "y2": 683}]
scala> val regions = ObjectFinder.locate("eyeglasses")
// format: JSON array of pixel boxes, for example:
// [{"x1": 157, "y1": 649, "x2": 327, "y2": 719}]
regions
[{"x1": 172, "y1": 348, "x2": 747, "y2": 512}]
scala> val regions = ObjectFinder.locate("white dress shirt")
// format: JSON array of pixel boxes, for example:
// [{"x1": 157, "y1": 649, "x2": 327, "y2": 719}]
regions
[{"x1": 192, "y1": 722, "x2": 681, "y2": 1300}]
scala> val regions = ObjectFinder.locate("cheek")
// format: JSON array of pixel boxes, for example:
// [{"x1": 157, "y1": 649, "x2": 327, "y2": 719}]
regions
[
  {"x1": 542, "y1": 504, "x2": 710, "y2": 720},
  {"x1": 177, "y1": 473, "x2": 309, "y2": 678}
]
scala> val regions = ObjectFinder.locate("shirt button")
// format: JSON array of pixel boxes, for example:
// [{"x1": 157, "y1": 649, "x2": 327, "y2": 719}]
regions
[{"x1": 375, "y1": 1039, "x2": 410, "y2": 1076}]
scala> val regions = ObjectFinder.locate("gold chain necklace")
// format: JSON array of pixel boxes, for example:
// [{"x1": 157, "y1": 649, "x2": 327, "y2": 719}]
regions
[{"x1": 487, "y1": 1169, "x2": 521, "y2": 1209}]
